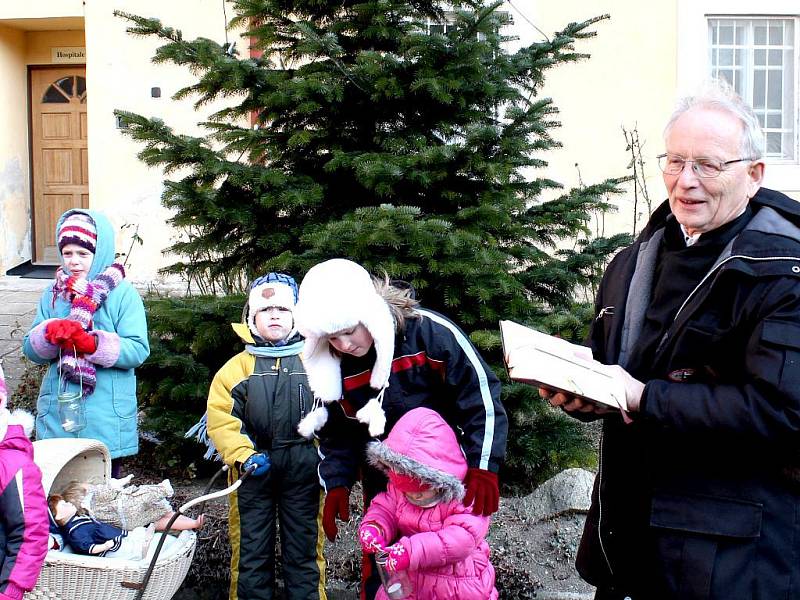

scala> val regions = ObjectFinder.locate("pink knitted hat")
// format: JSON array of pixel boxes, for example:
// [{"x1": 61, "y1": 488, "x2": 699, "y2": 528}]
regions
[{"x1": 58, "y1": 211, "x2": 97, "y2": 254}]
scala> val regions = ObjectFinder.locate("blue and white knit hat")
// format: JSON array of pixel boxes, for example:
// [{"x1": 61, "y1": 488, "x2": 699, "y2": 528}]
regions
[{"x1": 246, "y1": 273, "x2": 299, "y2": 336}]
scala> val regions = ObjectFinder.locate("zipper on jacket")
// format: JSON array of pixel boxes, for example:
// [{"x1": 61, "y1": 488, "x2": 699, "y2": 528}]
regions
[
  {"x1": 299, "y1": 384, "x2": 306, "y2": 419},
  {"x1": 596, "y1": 431, "x2": 615, "y2": 578}
]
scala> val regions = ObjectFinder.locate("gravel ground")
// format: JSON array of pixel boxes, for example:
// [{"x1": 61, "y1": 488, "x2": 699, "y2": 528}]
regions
[{"x1": 164, "y1": 475, "x2": 594, "y2": 599}]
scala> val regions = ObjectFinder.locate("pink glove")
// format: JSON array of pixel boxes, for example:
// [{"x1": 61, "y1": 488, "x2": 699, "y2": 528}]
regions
[
  {"x1": 384, "y1": 541, "x2": 410, "y2": 572},
  {"x1": 358, "y1": 522, "x2": 386, "y2": 554},
  {"x1": 1, "y1": 580, "x2": 26, "y2": 600}
]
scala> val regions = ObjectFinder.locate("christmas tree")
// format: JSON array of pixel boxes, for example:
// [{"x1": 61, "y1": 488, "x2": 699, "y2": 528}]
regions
[{"x1": 117, "y1": 0, "x2": 631, "y2": 489}]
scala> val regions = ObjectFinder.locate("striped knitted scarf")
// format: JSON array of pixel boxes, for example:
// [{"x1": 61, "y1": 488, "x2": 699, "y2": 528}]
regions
[{"x1": 52, "y1": 263, "x2": 125, "y2": 395}]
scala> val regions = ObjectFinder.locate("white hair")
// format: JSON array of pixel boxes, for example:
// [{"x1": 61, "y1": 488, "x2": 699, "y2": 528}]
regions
[{"x1": 664, "y1": 78, "x2": 765, "y2": 160}]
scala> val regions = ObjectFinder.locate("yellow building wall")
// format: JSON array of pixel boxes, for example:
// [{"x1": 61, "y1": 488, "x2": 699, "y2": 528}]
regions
[
  {"x1": 0, "y1": 25, "x2": 31, "y2": 274},
  {"x1": 83, "y1": 0, "x2": 240, "y2": 286},
  {"x1": 510, "y1": 1, "x2": 678, "y2": 235}
]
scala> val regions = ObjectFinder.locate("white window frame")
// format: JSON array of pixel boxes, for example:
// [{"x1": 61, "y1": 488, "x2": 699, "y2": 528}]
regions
[{"x1": 677, "y1": 0, "x2": 800, "y2": 191}]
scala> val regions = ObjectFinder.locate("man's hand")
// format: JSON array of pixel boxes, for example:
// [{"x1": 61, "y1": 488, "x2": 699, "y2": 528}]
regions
[
  {"x1": 539, "y1": 387, "x2": 613, "y2": 415},
  {"x1": 603, "y1": 364, "x2": 645, "y2": 412},
  {"x1": 539, "y1": 364, "x2": 645, "y2": 414},
  {"x1": 463, "y1": 468, "x2": 499, "y2": 515},
  {"x1": 322, "y1": 487, "x2": 350, "y2": 542}
]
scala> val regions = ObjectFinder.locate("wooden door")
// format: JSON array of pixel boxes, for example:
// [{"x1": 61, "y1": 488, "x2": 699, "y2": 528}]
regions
[{"x1": 31, "y1": 67, "x2": 88, "y2": 264}]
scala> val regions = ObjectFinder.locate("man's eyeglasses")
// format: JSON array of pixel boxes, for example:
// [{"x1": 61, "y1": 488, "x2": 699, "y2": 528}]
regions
[{"x1": 656, "y1": 153, "x2": 755, "y2": 178}]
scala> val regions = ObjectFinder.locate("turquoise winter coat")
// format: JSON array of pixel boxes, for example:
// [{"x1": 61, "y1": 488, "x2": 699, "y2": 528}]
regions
[{"x1": 22, "y1": 209, "x2": 149, "y2": 458}]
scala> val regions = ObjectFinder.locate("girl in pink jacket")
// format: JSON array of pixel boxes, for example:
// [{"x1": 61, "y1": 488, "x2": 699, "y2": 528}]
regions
[
  {"x1": 358, "y1": 407, "x2": 498, "y2": 600},
  {"x1": 0, "y1": 364, "x2": 49, "y2": 600}
]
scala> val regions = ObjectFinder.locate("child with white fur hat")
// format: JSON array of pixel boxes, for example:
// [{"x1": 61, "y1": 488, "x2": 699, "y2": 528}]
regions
[
  {"x1": 0, "y1": 363, "x2": 49, "y2": 600},
  {"x1": 205, "y1": 273, "x2": 327, "y2": 600},
  {"x1": 293, "y1": 258, "x2": 507, "y2": 600}
]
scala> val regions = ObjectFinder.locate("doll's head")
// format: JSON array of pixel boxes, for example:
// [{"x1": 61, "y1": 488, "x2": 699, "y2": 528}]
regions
[
  {"x1": 48, "y1": 494, "x2": 78, "y2": 526},
  {"x1": 58, "y1": 482, "x2": 90, "y2": 515}
]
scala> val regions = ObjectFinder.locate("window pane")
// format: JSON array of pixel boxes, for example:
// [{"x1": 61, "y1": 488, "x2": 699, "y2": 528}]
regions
[
  {"x1": 719, "y1": 69, "x2": 734, "y2": 86},
  {"x1": 768, "y1": 49, "x2": 783, "y2": 65},
  {"x1": 769, "y1": 23, "x2": 783, "y2": 45},
  {"x1": 767, "y1": 72, "x2": 782, "y2": 109},
  {"x1": 756, "y1": 112, "x2": 766, "y2": 128},
  {"x1": 735, "y1": 23, "x2": 746, "y2": 45},
  {"x1": 766, "y1": 132, "x2": 781, "y2": 154},
  {"x1": 754, "y1": 49, "x2": 766, "y2": 66},
  {"x1": 734, "y1": 49, "x2": 743, "y2": 66},
  {"x1": 753, "y1": 71, "x2": 766, "y2": 107},
  {"x1": 710, "y1": 23, "x2": 718, "y2": 44},
  {"x1": 56, "y1": 77, "x2": 73, "y2": 97},
  {"x1": 719, "y1": 24, "x2": 734, "y2": 44},
  {"x1": 42, "y1": 85, "x2": 68, "y2": 103},
  {"x1": 754, "y1": 23, "x2": 767, "y2": 45},
  {"x1": 429, "y1": 24, "x2": 444, "y2": 35},
  {"x1": 719, "y1": 48, "x2": 733, "y2": 66},
  {"x1": 767, "y1": 113, "x2": 782, "y2": 128},
  {"x1": 76, "y1": 76, "x2": 86, "y2": 97}
]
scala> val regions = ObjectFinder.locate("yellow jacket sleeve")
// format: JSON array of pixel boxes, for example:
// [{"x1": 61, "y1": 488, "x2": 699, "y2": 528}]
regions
[{"x1": 206, "y1": 351, "x2": 257, "y2": 467}]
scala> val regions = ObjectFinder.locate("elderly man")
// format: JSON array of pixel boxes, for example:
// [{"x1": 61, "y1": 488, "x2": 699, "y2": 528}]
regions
[{"x1": 544, "y1": 81, "x2": 800, "y2": 600}]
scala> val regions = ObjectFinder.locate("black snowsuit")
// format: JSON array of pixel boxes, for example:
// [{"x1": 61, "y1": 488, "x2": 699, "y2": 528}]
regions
[{"x1": 207, "y1": 326, "x2": 326, "y2": 600}]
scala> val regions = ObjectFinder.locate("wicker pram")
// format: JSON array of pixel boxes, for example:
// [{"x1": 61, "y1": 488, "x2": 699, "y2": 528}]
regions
[{"x1": 26, "y1": 438, "x2": 196, "y2": 600}]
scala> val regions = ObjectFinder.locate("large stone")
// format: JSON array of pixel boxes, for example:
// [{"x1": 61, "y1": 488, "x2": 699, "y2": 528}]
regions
[{"x1": 520, "y1": 468, "x2": 595, "y2": 522}]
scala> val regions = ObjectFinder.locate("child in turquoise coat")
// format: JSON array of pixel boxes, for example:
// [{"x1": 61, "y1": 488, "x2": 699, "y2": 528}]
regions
[{"x1": 23, "y1": 209, "x2": 149, "y2": 475}]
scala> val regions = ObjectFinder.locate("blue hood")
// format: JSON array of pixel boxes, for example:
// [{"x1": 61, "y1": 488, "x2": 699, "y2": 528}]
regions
[{"x1": 55, "y1": 209, "x2": 116, "y2": 280}]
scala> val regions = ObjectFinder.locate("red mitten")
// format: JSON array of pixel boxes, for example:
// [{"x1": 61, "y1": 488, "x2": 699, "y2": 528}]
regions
[
  {"x1": 384, "y1": 541, "x2": 410, "y2": 572},
  {"x1": 45, "y1": 319, "x2": 83, "y2": 347},
  {"x1": 69, "y1": 328, "x2": 97, "y2": 354},
  {"x1": 463, "y1": 468, "x2": 499, "y2": 516},
  {"x1": 358, "y1": 522, "x2": 386, "y2": 554},
  {"x1": 322, "y1": 487, "x2": 350, "y2": 542}
]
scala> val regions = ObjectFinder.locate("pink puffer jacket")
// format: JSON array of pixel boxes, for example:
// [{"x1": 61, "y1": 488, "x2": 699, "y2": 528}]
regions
[
  {"x1": 0, "y1": 424, "x2": 49, "y2": 599},
  {"x1": 365, "y1": 407, "x2": 498, "y2": 600}
]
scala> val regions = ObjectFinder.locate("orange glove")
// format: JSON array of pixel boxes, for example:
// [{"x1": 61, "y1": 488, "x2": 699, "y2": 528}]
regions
[
  {"x1": 322, "y1": 487, "x2": 350, "y2": 542},
  {"x1": 463, "y1": 468, "x2": 499, "y2": 516}
]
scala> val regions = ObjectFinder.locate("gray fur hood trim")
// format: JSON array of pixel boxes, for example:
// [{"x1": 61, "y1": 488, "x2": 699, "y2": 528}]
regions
[{"x1": 367, "y1": 440, "x2": 466, "y2": 503}]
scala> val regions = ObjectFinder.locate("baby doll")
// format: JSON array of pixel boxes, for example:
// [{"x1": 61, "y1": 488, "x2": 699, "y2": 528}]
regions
[
  {"x1": 48, "y1": 495, "x2": 154, "y2": 560},
  {"x1": 59, "y1": 476, "x2": 204, "y2": 532}
]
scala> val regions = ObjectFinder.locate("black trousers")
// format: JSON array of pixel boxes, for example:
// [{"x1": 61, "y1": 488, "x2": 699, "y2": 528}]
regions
[{"x1": 229, "y1": 444, "x2": 326, "y2": 600}]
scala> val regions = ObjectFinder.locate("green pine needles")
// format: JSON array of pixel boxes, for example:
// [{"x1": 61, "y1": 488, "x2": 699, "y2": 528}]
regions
[{"x1": 117, "y1": 0, "x2": 633, "y2": 490}]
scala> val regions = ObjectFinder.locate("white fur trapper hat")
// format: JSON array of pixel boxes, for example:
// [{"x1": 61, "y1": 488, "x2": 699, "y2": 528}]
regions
[{"x1": 294, "y1": 259, "x2": 396, "y2": 438}]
